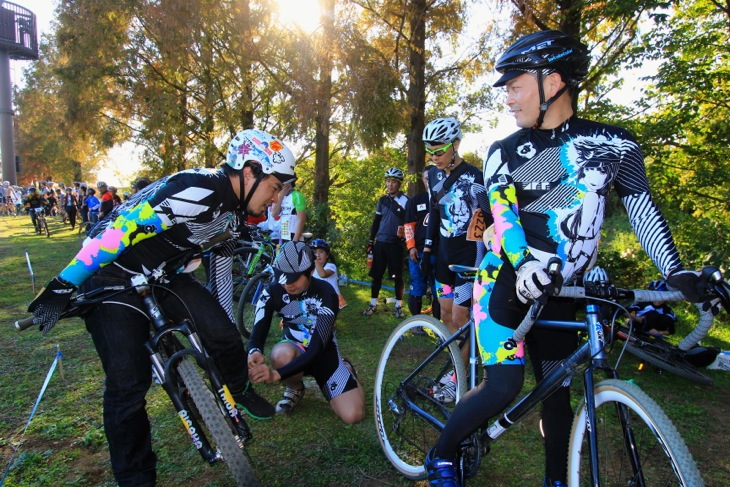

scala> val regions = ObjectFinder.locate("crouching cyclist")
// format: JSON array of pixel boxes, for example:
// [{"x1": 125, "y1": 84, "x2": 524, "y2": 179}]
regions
[
  {"x1": 27, "y1": 129, "x2": 298, "y2": 487},
  {"x1": 247, "y1": 241, "x2": 365, "y2": 424}
]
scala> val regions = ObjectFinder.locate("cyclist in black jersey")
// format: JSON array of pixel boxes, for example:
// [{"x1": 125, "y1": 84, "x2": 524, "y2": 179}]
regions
[
  {"x1": 425, "y1": 31, "x2": 713, "y2": 487},
  {"x1": 363, "y1": 167, "x2": 409, "y2": 318},
  {"x1": 247, "y1": 241, "x2": 365, "y2": 424},
  {"x1": 422, "y1": 117, "x2": 489, "y2": 384},
  {"x1": 22, "y1": 187, "x2": 44, "y2": 231},
  {"x1": 27, "y1": 129, "x2": 297, "y2": 487}
]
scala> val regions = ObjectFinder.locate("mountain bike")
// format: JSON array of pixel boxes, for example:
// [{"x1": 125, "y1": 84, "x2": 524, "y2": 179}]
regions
[
  {"x1": 15, "y1": 240, "x2": 260, "y2": 486},
  {"x1": 31, "y1": 207, "x2": 50, "y2": 237},
  {"x1": 235, "y1": 264, "x2": 275, "y2": 339},
  {"x1": 231, "y1": 228, "x2": 276, "y2": 301},
  {"x1": 374, "y1": 262, "x2": 728, "y2": 485}
]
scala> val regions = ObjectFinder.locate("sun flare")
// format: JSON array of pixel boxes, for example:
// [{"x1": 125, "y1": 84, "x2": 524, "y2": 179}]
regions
[{"x1": 273, "y1": 0, "x2": 324, "y2": 34}]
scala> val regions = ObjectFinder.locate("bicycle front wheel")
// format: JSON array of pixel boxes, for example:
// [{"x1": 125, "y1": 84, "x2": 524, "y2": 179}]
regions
[
  {"x1": 177, "y1": 358, "x2": 259, "y2": 486},
  {"x1": 373, "y1": 315, "x2": 467, "y2": 480},
  {"x1": 568, "y1": 379, "x2": 703, "y2": 486},
  {"x1": 40, "y1": 217, "x2": 50, "y2": 237},
  {"x1": 235, "y1": 271, "x2": 272, "y2": 339},
  {"x1": 625, "y1": 338, "x2": 713, "y2": 385}
]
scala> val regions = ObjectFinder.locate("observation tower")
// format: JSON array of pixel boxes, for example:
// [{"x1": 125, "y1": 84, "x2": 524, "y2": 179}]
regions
[{"x1": 0, "y1": 2, "x2": 38, "y2": 185}]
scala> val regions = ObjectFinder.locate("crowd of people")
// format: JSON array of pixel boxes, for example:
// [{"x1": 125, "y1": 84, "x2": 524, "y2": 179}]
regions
[
  {"x1": 3, "y1": 178, "x2": 152, "y2": 234},
  {"x1": 19, "y1": 29, "x2": 717, "y2": 487}
]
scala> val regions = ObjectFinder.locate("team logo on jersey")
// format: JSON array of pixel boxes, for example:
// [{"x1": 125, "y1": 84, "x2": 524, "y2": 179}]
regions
[{"x1": 517, "y1": 142, "x2": 536, "y2": 159}]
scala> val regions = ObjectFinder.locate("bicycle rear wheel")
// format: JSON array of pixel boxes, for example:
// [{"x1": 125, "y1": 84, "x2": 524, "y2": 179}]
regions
[
  {"x1": 373, "y1": 315, "x2": 467, "y2": 480},
  {"x1": 177, "y1": 358, "x2": 259, "y2": 486},
  {"x1": 568, "y1": 379, "x2": 703, "y2": 486},
  {"x1": 624, "y1": 337, "x2": 713, "y2": 385},
  {"x1": 235, "y1": 271, "x2": 273, "y2": 339}
]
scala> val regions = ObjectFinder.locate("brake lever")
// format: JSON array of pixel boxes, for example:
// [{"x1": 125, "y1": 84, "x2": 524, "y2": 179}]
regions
[{"x1": 530, "y1": 258, "x2": 563, "y2": 320}]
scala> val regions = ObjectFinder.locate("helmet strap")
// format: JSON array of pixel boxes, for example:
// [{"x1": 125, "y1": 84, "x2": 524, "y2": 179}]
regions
[
  {"x1": 533, "y1": 70, "x2": 570, "y2": 129},
  {"x1": 239, "y1": 169, "x2": 263, "y2": 218}
]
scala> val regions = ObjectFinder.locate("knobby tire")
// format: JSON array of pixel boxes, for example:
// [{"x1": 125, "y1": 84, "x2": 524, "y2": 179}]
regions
[
  {"x1": 373, "y1": 315, "x2": 467, "y2": 480},
  {"x1": 177, "y1": 358, "x2": 259, "y2": 486},
  {"x1": 624, "y1": 339, "x2": 713, "y2": 386},
  {"x1": 235, "y1": 272, "x2": 272, "y2": 339},
  {"x1": 568, "y1": 379, "x2": 703, "y2": 486}
]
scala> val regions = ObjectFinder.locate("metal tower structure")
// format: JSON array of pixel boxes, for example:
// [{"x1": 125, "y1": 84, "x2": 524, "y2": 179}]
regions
[{"x1": 0, "y1": 1, "x2": 38, "y2": 185}]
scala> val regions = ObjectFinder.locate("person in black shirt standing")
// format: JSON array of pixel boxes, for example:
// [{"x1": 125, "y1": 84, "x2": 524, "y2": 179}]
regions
[
  {"x1": 404, "y1": 166, "x2": 439, "y2": 318},
  {"x1": 363, "y1": 167, "x2": 409, "y2": 318}
]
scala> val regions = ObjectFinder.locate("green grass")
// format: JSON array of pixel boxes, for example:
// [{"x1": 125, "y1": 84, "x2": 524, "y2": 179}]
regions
[{"x1": 1, "y1": 214, "x2": 729, "y2": 486}]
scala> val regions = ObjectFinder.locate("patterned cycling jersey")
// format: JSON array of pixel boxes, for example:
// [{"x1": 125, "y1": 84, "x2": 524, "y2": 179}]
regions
[
  {"x1": 248, "y1": 277, "x2": 340, "y2": 381},
  {"x1": 483, "y1": 116, "x2": 682, "y2": 283},
  {"x1": 425, "y1": 162, "x2": 487, "y2": 244},
  {"x1": 474, "y1": 116, "x2": 684, "y2": 368},
  {"x1": 58, "y1": 169, "x2": 240, "y2": 287}
]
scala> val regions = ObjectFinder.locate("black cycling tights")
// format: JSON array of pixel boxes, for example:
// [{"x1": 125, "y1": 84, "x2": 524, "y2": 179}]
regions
[{"x1": 433, "y1": 362, "x2": 573, "y2": 484}]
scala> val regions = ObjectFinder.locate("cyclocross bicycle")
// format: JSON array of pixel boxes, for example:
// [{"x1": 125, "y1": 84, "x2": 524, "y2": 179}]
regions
[
  {"x1": 16, "y1": 240, "x2": 260, "y2": 486},
  {"x1": 374, "y1": 262, "x2": 728, "y2": 485}
]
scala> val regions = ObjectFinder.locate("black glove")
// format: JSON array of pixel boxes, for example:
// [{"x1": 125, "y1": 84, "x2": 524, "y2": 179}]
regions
[
  {"x1": 28, "y1": 277, "x2": 77, "y2": 335},
  {"x1": 420, "y1": 249, "x2": 432, "y2": 276},
  {"x1": 366, "y1": 240, "x2": 374, "y2": 255},
  {"x1": 666, "y1": 269, "x2": 722, "y2": 316},
  {"x1": 666, "y1": 269, "x2": 704, "y2": 303}
]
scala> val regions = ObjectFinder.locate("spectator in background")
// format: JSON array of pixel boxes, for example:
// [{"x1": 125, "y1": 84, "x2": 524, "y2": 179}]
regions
[
  {"x1": 363, "y1": 167, "x2": 408, "y2": 319},
  {"x1": 109, "y1": 186, "x2": 123, "y2": 207},
  {"x1": 405, "y1": 166, "x2": 440, "y2": 319},
  {"x1": 78, "y1": 183, "x2": 89, "y2": 225},
  {"x1": 85, "y1": 188, "x2": 101, "y2": 229},
  {"x1": 97, "y1": 182, "x2": 114, "y2": 219},
  {"x1": 62, "y1": 187, "x2": 78, "y2": 231},
  {"x1": 270, "y1": 180, "x2": 306, "y2": 242},
  {"x1": 310, "y1": 238, "x2": 347, "y2": 309},
  {"x1": 132, "y1": 177, "x2": 151, "y2": 193}
]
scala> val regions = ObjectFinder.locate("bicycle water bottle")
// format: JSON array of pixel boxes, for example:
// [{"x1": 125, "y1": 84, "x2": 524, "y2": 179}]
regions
[{"x1": 367, "y1": 251, "x2": 373, "y2": 269}]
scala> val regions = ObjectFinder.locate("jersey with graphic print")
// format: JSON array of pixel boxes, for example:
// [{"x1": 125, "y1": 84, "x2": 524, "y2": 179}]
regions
[
  {"x1": 482, "y1": 116, "x2": 681, "y2": 282},
  {"x1": 58, "y1": 169, "x2": 240, "y2": 287},
  {"x1": 424, "y1": 163, "x2": 488, "y2": 265},
  {"x1": 248, "y1": 277, "x2": 340, "y2": 381}
]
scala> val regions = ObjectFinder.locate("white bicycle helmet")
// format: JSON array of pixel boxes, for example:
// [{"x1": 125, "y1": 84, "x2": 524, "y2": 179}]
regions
[
  {"x1": 422, "y1": 118, "x2": 462, "y2": 145},
  {"x1": 384, "y1": 167, "x2": 404, "y2": 181},
  {"x1": 226, "y1": 129, "x2": 296, "y2": 183}
]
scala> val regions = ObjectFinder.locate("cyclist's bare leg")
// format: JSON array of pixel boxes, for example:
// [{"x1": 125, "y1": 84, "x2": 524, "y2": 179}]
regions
[
  {"x1": 329, "y1": 386, "x2": 365, "y2": 425},
  {"x1": 270, "y1": 342, "x2": 304, "y2": 389}
]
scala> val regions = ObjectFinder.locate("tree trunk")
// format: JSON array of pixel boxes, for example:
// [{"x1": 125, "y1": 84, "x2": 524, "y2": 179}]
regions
[
  {"x1": 313, "y1": 0, "x2": 335, "y2": 207},
  {"x1": 406, "y1": 0, "x2": 427, "y2": 196}
]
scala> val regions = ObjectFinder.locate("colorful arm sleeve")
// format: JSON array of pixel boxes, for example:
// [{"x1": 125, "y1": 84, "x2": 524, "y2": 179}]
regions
[
  {"x1": 484, "y1": 146, "x2": 532, "y2": 268},
  {"x1": 58, "y1": 201, "x2": 168, "y2": 286}
]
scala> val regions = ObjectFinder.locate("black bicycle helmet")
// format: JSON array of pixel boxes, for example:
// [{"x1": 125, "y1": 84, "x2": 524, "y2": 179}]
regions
[
  {"x1": 494, "y1": 31, "x2": 590, "y2": 129},
  {"x1": 275, "y1": 241, "x2": 315, "y2": 284},
  {"x1": 494, "y1": 30, "x2": 590, "y2": 88}
]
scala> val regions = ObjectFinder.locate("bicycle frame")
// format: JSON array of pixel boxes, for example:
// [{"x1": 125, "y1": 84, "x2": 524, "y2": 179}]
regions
[
  {"x1": 130, "y1": 272, "x2": 252, "y2": 461},
  {"x1": 390, "y1": 300, "x2": 649, "y2": 486}
]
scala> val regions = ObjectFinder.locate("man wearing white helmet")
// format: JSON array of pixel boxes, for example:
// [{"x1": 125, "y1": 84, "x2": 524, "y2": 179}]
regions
[
  {"x1": 27, "y1": 129, "x2": 297, "y2": 486},
  {"x1": 362, "y1": 167, "x2": 409, "y2": 318},
  {"x1": 421, "y1": 117, "x2": 489, "y2": 397}
]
